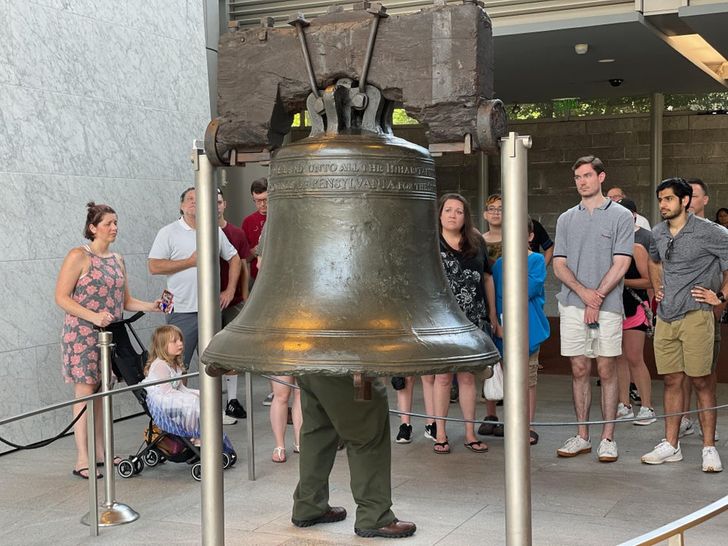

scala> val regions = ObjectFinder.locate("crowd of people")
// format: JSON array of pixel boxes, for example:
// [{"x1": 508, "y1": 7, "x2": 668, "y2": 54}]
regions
[{"x1": 54, "y1": 155, "x2": 728, "y2": 537}]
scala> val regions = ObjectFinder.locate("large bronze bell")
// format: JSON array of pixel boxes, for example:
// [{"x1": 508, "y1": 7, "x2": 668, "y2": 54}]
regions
[{"x1": 201, "y1": 80, "x2": 500, "y2": 378}]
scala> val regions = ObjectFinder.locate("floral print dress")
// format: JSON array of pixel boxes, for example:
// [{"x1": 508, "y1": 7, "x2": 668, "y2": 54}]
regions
[{"x1": 61, "y1": 246, "x2": 124, "y2": 384}]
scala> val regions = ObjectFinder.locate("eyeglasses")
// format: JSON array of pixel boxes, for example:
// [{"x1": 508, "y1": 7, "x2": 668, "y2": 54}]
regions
[
  {"x1": 665, "y1": 238, "x2": 674, "y2": 260},
  {"x1": 486, "y1": 207, "x2": 503, "y2": 213}
]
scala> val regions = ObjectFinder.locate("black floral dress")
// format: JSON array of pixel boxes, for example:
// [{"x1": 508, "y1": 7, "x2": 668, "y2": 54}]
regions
[{"x1": 439, "y1": 237, "x2": 491, "y2": 327}]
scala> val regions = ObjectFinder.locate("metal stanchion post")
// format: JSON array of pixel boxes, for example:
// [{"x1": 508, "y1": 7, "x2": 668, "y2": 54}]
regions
[
  {"x1": 193, "y1": 142, "x2": 225, "y2": 545},
  {"x1": 82, "y1": 330, "x2": 139, "y2": 527},
  {"x1": 501, "y1": 132, "x2": 533, "y2": 546},
  {"x1": 245, "y1": 371, "x2": 255, "y2": 481},
  {"x1": 84, "y1": 398, "x2": 99, "y2": 535}
]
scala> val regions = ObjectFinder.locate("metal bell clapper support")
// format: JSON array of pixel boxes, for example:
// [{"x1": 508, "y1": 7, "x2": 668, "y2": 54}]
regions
[{"x1": 81, "y1": 330, "x2": 139, "y2": 529}]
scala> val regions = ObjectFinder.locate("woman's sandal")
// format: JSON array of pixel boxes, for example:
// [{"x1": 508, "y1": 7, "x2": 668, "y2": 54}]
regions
[
  {"x1": 293, "y1": 444, "x2": 300, "y2": 454},
  {"x1": 464, "y1": 441, "x2": 489, "y2": 453},
  {"x1": 72, "y1": 468, "x2": 103, "y2": 480},
  {"x1": 96, "y1": 456, "x2": 122, "y2": 467},
  {"x1": 272, "y1": 446, "x2": 286, "y2": 463},
  {"x1": 529, "y1": 430, "x2": 539, "y2": 446},
  {"x1": 433, "y1": 438, "x2": 450, "y2": 454}
]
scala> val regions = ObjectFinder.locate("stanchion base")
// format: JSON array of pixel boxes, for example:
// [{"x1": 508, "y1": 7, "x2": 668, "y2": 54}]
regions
[{"x1": 81, "y1": 502, "x2": 140, "y2": 527}]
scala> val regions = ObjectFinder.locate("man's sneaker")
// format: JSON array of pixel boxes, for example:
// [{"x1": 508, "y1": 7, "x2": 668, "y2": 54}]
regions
[
  {"x1": 597, "y1": 439, "x2": 618, "y2": 462},
  {"x1": 556, "y1": 436, "x2": 591, "y2": 457},
  {"x1": 633, "y1": 406, "x2": 656, "y2": 426},
  {"x1": 679, "y1": 416, "x2": 694, "y2": 437},
  {"x1": 641, "y1": 440, "x2": 682, "y2": 465},
  {"x1": 629, "y1": 383, "x2": 642, "y2": 403},
  {"x1": 396, "y1": 424, "x2": 413, "y2": 444},
  {"x1": 697, "y1": 423, "x2": 720, "y2": 442},
  {"x1": 222, "y1": 413, "x2": 237, "y2": 425},
  {"x1": 702, "y1": 446, "x2": 723, "y2": 473},
  {"x1": 262, "y1": 392, "x2": 274, "y2": 406},
  {"x1": 226, "y1": 399, "x2": 247, "y2": 419},
  {"x1": 616, "y1": 403, "x2": 634, "y2": 420},
  {"x1": 424, "y1": 423, "x2": 437, "y2": 441}
]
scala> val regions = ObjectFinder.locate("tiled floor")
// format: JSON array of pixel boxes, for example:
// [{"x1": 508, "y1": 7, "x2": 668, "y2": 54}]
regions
[{"x1": 1, "y1": 374, "x2": 727, "y2": 545}]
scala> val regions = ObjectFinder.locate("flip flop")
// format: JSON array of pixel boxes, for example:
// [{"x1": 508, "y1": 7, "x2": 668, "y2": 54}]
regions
[
  {"x1": 433, "y1": 438, "x2": 450, "y2": 454},
  {"x1": 529, "y1": 430, "x2": 539, "y2": 446},
  {"x1": 464, "y1": 441, "x2": 489, "y2": 453},
  {"x1": 72, "y1": 468, "x2": 103, "y2": 480},
  {"x1": 272, "y1": 446, "x2": 286, "y2": 463},
  {"x1": 96, "y1": 456, "x2": 122, "y2": 467}
]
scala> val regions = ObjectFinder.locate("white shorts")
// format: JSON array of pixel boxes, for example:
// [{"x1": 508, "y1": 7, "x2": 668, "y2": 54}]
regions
[{"x1": 558, "y1": 303, "x2": 623, "y2": 358}]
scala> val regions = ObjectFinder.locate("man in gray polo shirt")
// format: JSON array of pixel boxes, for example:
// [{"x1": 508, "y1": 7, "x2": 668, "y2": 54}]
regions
[
  {"x1": 553, "y1": 155, "x2": 634, "y2": 463},
  {"x1": 641, "y1": 177, "x2": 728, "y2": 472}
]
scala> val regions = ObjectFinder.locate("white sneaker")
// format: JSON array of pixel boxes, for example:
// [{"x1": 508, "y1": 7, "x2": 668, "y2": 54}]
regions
[
  {"x1": 641, "y1": 440, "x2": 682, "y2": 465},
  {"x1": 702, "y1": 446, "x2": 723, "y2": 473},
  {"x1": 697, "y1": 424, "x2": 720, "y2": 442},
  {"x1": 556, "y1": 436, "x2": 591, "y2": 457},
  {"x1": 616, "y1": 403, "x2": 634, "y2": 420},
  {"x1": 679, "y1": 416, "x2": 694, "y2": 437},
  {"x1": 597, "y1": 439, "x2": 618, "y2": 462},
  {"x1": 222, "y1": 413, "x2": 237, "y2": 425},
  {"x1": 262, "y1": 392, "x2": 274, "y2": 406},
  {"x1": 634, "y1": 406, "x2": 657, "y2": 426}
]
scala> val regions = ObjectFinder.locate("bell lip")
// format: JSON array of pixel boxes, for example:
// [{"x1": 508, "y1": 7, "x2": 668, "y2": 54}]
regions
[{"x1": 200, "y1": 351, "x2": 500, "y2": 378}]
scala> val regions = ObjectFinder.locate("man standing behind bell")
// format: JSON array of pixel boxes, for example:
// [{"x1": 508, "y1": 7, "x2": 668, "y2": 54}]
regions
[
  {"x1": 553, "y1": 155, "x2": 633, "y2": 463},
  {"x1": 148, "y1": 187, "x2": 241, "y2": 372},
  {"x1": 291, "y1": 375, "x2": 416, "y2": 538},
  {"x1": 241, "y1": 177, "x2": 268, "y2": 286}
]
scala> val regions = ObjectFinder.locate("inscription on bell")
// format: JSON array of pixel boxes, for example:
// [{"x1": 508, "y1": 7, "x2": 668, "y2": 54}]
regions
[{"x1": 272, "y1": 160, "x2": 435, "y2": 178}]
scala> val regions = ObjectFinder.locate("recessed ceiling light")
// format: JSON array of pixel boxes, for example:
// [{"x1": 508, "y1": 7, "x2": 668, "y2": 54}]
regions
[
  {"x1": 574, "y1": 43, "x2": 589, "y2": 55},
  {"x1": 598, "y1": 58, "x2": 616, "y2": 63}
]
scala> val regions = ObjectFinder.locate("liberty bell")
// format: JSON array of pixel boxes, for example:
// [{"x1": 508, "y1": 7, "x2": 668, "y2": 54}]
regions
[
  {"x1": 202, "y1": 79, "x2": 499, "y2": 379},
  {"x1": 201, "y1": 2, "x2": 504, "y2": 380}
]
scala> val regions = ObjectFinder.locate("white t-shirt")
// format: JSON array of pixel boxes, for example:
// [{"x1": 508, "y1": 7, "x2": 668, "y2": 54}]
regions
[
  {"x1": 148, "y1": 218, "x2": 238, "y2": 313},
  {"x1": 635, "y1": 213, "x2": 651, "y2": 231}
]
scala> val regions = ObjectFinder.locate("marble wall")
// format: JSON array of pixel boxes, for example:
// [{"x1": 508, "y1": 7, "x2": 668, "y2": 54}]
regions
[{"x1": 0, "y1": 0, "x2": 212, "y2": 452}]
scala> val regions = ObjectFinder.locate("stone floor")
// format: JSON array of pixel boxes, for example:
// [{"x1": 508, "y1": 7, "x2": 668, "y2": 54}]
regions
[{"x1": 1, "y1": 374, "x2": 728, "y2": 545}]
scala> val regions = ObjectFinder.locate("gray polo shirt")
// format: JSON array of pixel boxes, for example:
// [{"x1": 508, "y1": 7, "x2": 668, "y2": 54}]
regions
[
  {"x1": 649, "y1": 214, "x2": 728, "y2": 322},
  {"x1": 554, "y1": 199, "x2": 634, "y2": 314}
]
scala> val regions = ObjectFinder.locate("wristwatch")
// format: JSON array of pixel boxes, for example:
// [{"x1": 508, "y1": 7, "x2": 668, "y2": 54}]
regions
[{"x1": 717, "y1": 291, "x2": 726, "y2": 304}]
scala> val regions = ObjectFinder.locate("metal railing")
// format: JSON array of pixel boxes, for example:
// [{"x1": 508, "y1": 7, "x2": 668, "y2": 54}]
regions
[{"x1": 620, "y1": 495, "x2": 728, "y2": 546}]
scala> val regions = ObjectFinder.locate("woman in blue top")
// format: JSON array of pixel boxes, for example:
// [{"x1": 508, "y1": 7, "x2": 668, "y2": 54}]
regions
[{"x1": 492, "y1": 217, "x2": 550, "y2": 445}]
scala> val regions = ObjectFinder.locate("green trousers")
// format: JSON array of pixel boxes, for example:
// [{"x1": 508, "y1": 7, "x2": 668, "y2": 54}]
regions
[{"x1": 292, "y1": 375, "x2": 396, "y2": 530}]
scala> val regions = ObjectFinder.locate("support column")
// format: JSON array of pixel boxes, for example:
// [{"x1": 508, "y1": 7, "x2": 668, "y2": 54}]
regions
[
  {"x1": 194, "y1": 142, "x2": 225, "y2": 545},
  {"x1": 650, "y1": 92, "x2": 664, "y2": 226},
  {"x1": 477, "y1": 152, "x2": 490, "y2": 233},
  {"x1": 501, "y1": 132, "x2": 533, "y2": 546}
]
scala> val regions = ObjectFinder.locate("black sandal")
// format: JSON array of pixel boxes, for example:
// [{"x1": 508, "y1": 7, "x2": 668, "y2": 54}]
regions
[
  {"x1": 433, "y1": 438, "x2": 450, "y2": 454},
  {"x1": 529, "y1": 430, "x2": 539, "y2": 446},
  {"x1": 464, "y1": 441, "x2": 488, "y2": 453}
]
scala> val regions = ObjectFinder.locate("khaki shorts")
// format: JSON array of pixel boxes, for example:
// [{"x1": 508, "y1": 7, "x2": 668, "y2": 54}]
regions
[
  {"x1": 528, "y1": 351, "x2": 539, "y2": 388},
  {"x1": 654, "y1": 309, "x2": 715, "y2": 377},
  {"x1": 559, "y1": 303, "x2": 623, "y2": 358}
]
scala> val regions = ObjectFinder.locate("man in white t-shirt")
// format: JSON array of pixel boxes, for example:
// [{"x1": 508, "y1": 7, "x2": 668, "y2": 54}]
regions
[
  {"x1": 607, "y1": 187, "x2": 651, "y2": 231},
  {"x1": 148, "y1": 187, "x2": 241, "y2": 370}
]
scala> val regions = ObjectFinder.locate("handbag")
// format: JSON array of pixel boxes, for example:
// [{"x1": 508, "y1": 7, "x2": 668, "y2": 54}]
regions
[
  {"x1": 626, "y1": 287, "x2": 654, "y2": 337},
  {"x1": 483, "y1": 362, "x2": 504, "y2": 401}
]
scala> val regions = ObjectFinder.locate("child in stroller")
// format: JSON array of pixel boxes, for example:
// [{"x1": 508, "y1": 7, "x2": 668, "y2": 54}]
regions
[{"x1": 113, "y1": 318, "x2": 236, "y2": 481}]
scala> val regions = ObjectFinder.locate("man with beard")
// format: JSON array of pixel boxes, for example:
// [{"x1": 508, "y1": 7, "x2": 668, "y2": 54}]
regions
[{"x1": 642, "y1": 178, "x2": 728, "y2": 472}]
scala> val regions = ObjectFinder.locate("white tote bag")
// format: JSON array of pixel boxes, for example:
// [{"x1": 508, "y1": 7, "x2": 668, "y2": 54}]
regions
[{"x1": 483, "y1": 362, "x2": 504, "y2": 401}]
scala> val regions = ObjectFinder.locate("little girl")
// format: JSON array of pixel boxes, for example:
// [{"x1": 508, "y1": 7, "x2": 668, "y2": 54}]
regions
[{"x1": 144, "y1": 325, "x2": 233, "y2": 452}]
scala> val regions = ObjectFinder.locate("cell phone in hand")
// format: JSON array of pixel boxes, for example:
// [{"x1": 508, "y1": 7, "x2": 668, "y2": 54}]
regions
[{"x1": 161, "y1": 289, "x2": 174, "y2": 313}]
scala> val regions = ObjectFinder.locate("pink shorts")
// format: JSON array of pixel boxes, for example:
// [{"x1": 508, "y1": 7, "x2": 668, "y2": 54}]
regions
[{"x1": 623, "y1": 305, "x2": 648, "y2": 330}]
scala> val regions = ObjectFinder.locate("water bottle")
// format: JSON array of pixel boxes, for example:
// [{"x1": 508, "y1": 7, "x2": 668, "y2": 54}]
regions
[{"x1": 584, "y1": 322, "x2": 600, "y2": 358}]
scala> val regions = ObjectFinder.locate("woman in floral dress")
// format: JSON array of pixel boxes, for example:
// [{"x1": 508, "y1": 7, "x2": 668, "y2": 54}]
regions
[{"x1": 55, "y1": 202, "x2": 161, "y2": 479}]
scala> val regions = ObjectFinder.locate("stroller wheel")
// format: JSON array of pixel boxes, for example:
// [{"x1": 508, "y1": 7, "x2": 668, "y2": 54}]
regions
[
  {"x1": 229, "y1": 451, "x2": 238, "y2": 466},
  {"x1": 133, "y1": 458, "x2": 145, "y2": 475},
  {"x1": 117, "y1": 459, "x2": 135, "y2": 479},
  {"x1": 222, "y1": 452, "x2": 231, "y2": 470},
  {"x1": 143, "y1": 449, "x2": 161, "y2": 467},
  {"x1": 191, "y1": 463, "x2": 202, "y2": 481}
]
